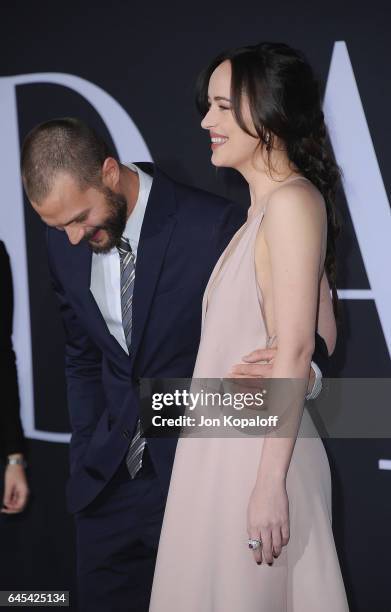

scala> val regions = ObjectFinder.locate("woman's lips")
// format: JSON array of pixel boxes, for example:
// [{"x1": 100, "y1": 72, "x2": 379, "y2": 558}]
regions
[{"x1": 210, "y1": 136, "x2": 229, "y2": 150}]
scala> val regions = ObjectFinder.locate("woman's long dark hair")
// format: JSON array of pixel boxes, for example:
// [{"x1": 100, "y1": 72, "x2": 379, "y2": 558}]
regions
[{"x1": 196, "y1": 42, "x2": 341, "y2": 318}]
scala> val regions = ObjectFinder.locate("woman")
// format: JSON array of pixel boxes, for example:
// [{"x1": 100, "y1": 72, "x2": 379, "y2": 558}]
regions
[{"x1": 150, "y1": 43, "x2": 349, "y2": 611}]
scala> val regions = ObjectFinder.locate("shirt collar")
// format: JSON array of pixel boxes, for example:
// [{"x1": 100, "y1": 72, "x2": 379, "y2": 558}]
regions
[
  {"x1": 106, "y1": 162, "x2": 152, "y2": 257},
  {"x1": 122, "y1": 163, "x2": 151, "y2": 250}
]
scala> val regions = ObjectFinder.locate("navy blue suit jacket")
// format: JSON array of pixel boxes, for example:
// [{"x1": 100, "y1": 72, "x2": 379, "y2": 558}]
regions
[
  {"x1": 0, "y1": 241, "x2": 25, "y2": 459},
  {"x1": 47, "y1": 164, "x2": 329, "y2": 514},
  {"x1": 47, "y1": 164, "x2": 247, "y2": 513}
]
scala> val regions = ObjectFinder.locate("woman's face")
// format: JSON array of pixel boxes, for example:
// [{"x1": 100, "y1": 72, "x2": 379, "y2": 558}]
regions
[{"x1": 201, "y1": 60, "x2": 260, "y2": 171}]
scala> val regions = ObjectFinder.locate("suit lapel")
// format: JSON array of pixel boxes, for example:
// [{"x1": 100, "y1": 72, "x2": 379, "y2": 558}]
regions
[
  {"x1": 61, "y1": 165, "x2": 177, "y2": 368},
  {"x1": 66, "y1": 239, "x2": 129, "y2": 362},
  {"x1": 130, "y1": 167, "x2": 178, "y2": 366}
]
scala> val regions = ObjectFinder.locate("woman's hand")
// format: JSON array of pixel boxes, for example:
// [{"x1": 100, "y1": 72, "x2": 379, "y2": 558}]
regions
[
  {"x1": 1, "y1": 460, "x2": 29, "y2": 514},
  {"x1": 247, "y1": 474, "x2": 290, "y2": 565}
]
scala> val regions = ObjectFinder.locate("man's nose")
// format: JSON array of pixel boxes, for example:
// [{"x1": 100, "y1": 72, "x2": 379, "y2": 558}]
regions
[{"x1": 65, "y1": 225, "x2": 84, "y2": 245}]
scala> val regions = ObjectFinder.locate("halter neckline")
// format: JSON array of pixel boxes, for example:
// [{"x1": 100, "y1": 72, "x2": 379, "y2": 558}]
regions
[{"x1": 248, "y1": 175, "x2": 309, "y2": 220}]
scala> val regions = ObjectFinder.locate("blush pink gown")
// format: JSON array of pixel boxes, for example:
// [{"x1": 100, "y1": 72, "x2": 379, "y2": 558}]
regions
[{"x1": 149, "y1": 177, "x2": 349, "y2": 612}]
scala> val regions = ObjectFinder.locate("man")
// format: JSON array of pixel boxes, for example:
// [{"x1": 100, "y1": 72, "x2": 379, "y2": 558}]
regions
[
  {"x1": 21, "y1": 118, "x2": 326, "y2": 611},
  {"x1": 0, "y1": 240, "x2": 29, "y2": 515}
]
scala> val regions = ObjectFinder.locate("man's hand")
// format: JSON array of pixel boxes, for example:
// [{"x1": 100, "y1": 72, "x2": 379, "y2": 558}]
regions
[
  {"x1": 1, "y1": 455, "x2": 29, "y2": 514},
  {"x1": 228, "y1": 348, "x2": 276, "y2": 378},
  {"x1": 228, "y1": 347, "x2": 316, "y2": 395}
]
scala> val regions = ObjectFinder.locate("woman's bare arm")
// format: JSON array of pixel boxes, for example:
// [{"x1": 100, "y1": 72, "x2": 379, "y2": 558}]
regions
[
  {"x1": 257, "y1": 180, "x2": 326, "y2": 476},
  {"x1": 247, "y1": 181, "x2": 327, "y2": 564}
]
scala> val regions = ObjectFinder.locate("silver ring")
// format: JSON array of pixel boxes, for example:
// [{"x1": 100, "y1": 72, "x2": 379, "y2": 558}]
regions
[{"x1": 248, "y1": 538, "x2": 262, "y2": 550}]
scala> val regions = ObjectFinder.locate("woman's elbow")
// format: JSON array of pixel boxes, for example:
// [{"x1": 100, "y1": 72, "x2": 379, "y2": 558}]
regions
[{"x1": 278, "y1": 341, "x2": 315, "y2": 366}]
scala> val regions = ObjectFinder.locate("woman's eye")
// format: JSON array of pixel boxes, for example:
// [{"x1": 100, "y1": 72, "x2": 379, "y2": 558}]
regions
[{"x1": 219, "y1": 106, "x2": 231, "y2": 111}]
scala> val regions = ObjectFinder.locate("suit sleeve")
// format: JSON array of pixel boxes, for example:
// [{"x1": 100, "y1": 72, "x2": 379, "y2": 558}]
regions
[
  {"x1": 46, "y1": 233, "x2": 106, "y2": 471},
  {"x1": 0, "y1": 242, "x2": 25, "y2": 460},
  {"x1": 312, "y1": 332, "x2": 329, "y2": 377}
]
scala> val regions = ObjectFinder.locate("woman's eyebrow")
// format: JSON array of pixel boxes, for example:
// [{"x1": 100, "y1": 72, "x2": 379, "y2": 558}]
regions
[{"x1": 207, "y1": 96, "x2": 232, "y2": 103}]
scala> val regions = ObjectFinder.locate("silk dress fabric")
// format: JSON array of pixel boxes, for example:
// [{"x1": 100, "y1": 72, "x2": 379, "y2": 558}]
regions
[{"x1": 149, "y1": 177, "x2": 349, "y2": 612}]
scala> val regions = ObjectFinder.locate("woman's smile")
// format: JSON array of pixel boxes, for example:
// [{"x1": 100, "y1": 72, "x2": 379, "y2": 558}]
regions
[{"x1": 210, "y1": 131, "x2": 229, "y2": 149}]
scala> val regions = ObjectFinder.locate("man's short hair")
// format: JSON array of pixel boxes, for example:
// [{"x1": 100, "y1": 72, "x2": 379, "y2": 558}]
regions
[{"x1": 21, "y1": 117, "x2": 115, "y2": 202}]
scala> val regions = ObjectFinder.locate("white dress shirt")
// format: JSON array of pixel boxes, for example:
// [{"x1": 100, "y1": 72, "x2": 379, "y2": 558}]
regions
[{"x1": 90, "y1": 163, "x2": 153, "y2": 354}]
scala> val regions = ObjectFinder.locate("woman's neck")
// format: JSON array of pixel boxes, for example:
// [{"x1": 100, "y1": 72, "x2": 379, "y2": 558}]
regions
[{"x1": 238, "y1": 147, "x2": 300, "y2": 210}]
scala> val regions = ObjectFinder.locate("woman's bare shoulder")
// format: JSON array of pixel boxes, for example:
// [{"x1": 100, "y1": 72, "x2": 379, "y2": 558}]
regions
[
  {"x1": 267, "y1": 177, "x2": 325, "y2": 214},
  {"x1": 261, "y1": 178, "x2": 326, "y2": 245}
]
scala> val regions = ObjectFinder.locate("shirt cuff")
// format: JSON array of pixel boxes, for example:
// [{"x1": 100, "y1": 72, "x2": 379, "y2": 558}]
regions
[{"x1": 305, "y1": 360, "x2": 323, "y2": 400}]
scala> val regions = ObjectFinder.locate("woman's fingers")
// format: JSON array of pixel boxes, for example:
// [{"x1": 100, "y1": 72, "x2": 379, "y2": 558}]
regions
[
  {"x1": 248, "y1": 526, "x2": 287, "y2": 565},
  {"x1": 253, "y1": 544, "x2": 263, "y2": 564},
  {"x1": 247, "y1": 482, "x2": 290, "y2": 567},
  {"x1": 281, "y1": 522, "x2": 290, "y2": 547},
  {"x1": 272, "y1": 527, "x2": 282, "y2": 558},
  {"x1": 260, "y1": 528, "x2": 273, "y2": 564},
  {"x1": 248, "y1": 528, "x2": 263, "y2": 564}
]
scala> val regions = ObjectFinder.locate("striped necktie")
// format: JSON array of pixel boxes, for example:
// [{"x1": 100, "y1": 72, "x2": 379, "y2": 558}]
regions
[{"x1": 117, "y1": 236, "x2": 146, "y2": 478}]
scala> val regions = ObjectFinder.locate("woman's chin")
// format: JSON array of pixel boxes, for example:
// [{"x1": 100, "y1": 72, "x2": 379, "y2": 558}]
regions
[{"x1": 210, "y1": 152, "x2": 227, "y2": 167}]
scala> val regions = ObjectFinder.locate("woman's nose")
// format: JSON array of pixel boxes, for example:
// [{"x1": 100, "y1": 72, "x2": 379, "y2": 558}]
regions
[{"x1": 201, "y1": 108, "x2": 215, "y2": 130}]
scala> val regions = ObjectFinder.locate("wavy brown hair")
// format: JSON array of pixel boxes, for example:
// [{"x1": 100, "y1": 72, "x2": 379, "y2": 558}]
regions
[{"x1": 196, "y1": 42, "x2": 341, "y2": 318}]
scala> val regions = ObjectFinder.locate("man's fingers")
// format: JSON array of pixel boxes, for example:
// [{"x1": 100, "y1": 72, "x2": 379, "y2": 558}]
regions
[
  {"x1": 242, "y1": 348, "x2": 277, "y2": 363},
  {"x1": 2, "y1": 485, "x2": 13, "y2": 508},
  {"x1": 13, "y1": 486, "x2": 29, "y2": 511},
  {"x1": 229, "y1": 363, "x2": 273, "y2": 377},
  {"x1": 0, "y1": 490, "x2": 27, "y2": 514},
  {"x1": 1, "y1": 507, "x2": 20, "y2": 514},
  {"x1": 2, "y1": 481, "x2": 29, "y2": 513}
]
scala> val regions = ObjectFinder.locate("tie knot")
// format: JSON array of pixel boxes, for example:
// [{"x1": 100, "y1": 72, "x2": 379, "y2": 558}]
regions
[{"x1": 117, "y1": 236, "x2": 132, "y2": 258}]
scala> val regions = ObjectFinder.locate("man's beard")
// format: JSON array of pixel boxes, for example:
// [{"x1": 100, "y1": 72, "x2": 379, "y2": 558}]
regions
[{"x1": 85, "y1": 187, "x2": 128, "y2": 254}]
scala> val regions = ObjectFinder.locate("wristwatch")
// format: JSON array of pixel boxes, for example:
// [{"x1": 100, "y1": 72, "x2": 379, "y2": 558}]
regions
[{"x1": 7, "y1": 457, "x2": 27, "y2": 468}]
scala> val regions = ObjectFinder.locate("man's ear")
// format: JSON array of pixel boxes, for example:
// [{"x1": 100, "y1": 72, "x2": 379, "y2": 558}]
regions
[{"x1": 101, "y1": 157, "x2": 120, "y2": 190}]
